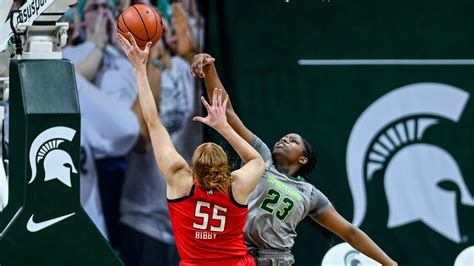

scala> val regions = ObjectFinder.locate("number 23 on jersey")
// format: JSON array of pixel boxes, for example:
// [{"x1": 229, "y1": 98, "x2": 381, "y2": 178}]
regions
[{"x1": 260, "y1": 189, "x2": 295, "y2": 221}]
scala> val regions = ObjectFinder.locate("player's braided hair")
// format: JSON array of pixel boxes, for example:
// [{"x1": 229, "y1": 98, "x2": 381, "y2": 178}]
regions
[
  {"x1": 192, "y1": 143, "x2": 233, "y2": 193},
  {"x1": 297, "y1": 138, "x2": 317, "y2": 181}
]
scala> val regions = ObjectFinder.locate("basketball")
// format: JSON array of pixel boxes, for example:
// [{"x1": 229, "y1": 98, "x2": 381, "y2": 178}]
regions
[{"x1": 117, "y1": 4, "x2": 163, "y2": 49}]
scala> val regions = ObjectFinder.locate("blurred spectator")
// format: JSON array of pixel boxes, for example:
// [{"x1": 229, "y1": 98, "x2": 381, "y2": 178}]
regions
[
  {"x1": 75, "y1": 74, "x2": 139, "y2": 239},
  {"x1": 0, "y1": 51, "x2": 8, "y2": 77},
  {"x1": 139, "y1": 0, "x2": 204, "y2": 63},
  {"x1": 63, "y1": 0, "x2": 140, "y2": 245},
  {"x1": 119, "y1": 15, "x2": 201, "y2": 265},
  {"x1": 172, "y1": 1, "x2": 204, "y2": 63},
  {"x1": 115, "y1": 0, "x2": 131, "y2": 14},
  {"x1": 62, "y1": 1, "x2": 205, "y2": 264},
  {"x1": 0, "y1": 1, "x2": 22, "y2": 213},
  {"x1": 0, "y1": 50, "x2": 8, "y2": 213}
]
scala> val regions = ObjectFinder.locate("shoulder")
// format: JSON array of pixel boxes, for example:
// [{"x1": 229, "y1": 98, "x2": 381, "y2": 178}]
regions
[
  {"x1": 168, "y1": 168, "x2": 194, "y2": 196},
  {"x1": 307, "y1": 183, "x2": 332, "y2": 213}
]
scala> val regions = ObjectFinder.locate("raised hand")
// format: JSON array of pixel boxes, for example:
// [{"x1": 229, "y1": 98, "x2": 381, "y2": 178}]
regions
[
  {"x1": 191, "y1": 53, "x2": 215, "y2": 78},
  {"x1": 87, "y1": 10, "x2": 108, "y2": 49},
  {"x1": 192, "y1": 88, "x2": 229, "y2": 131},
  {"x1": 116, "y1": 32, "x2": 151, "y2": 70}
]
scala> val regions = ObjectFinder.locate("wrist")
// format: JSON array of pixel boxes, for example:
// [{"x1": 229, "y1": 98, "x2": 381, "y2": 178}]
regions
[
  {"x1": 134, "y1": 65, "x2": 147, "y2": 74},
  {"x1": 215, "y1": 123, "x2": 232, "y2": 134},
  {"x1": 203, "y1": 63, "x2": 215, "y2": 74}
]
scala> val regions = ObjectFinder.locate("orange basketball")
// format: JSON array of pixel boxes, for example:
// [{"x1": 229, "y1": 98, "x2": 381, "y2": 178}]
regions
[{"x1": 117, "y1": 4, "x2": 163, "y2": 49}]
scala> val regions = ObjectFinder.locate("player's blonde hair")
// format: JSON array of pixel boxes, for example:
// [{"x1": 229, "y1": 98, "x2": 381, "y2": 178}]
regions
[{"x1": 191, "y1": 143, "x2": 232, "y2": 193}]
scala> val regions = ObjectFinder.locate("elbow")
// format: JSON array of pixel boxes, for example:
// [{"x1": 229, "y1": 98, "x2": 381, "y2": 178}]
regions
[
  {"x1": 255, "y1": 157, "x2": 266, "y2": 174},
  {"x1": 258, "y1": 160, "x2": 266, "y2": 174}
]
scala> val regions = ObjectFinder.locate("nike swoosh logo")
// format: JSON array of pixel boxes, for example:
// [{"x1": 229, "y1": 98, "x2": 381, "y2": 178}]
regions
[{"x1": 26, "y1": 212, "x2": 75, "y2": 232}]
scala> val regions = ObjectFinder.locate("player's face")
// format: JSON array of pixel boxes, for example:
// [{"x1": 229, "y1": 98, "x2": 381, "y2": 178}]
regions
[{"x1": 273, "y1": 133, "x2": 306, "y2": 164}]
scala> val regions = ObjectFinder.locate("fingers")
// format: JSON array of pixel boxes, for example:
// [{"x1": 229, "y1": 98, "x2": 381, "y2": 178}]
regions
[
  {"x1": 144, "y1": 42, "x2": 152, "y2": 53},
  {"x1": 190, "y1": 61, "x2": 196, "y2": 76},
  {"x1": 222, "y1": 94, "x2": 229, "y2": 110},
  {"x1": 127, "y1": 32, "x2": 138, "y2": 48},
  {"x1": 190, "y1": 56, "x2": 200, "y2": 77},
  {"x1": 212, "y1": 88, "x2": 218, "y2": 108},
  {"x1": 200, "y1": 96, "x2": 212, "y2": 112},
  {"x1": 207, "y1": 88, "x2": 225, "y2": 111},
  {"x1": 198, "y1": 56, "x2": 205, "y2": 78},
  {"x1": 95, "y1": 12, "x2": 105, "y2": 30},
  {"x1": 116, "y1": 33, "x2": 131, "y2": 50},
  {"x1": 190, "y1": 54, "x2": 215, "y2": 78},
  {"x1": 199, "y1": 56, "x2": 215, "y2": 76},
  {"x1": 192, "y1": 116, "x2": 205, "y2": 123},
  {"x1": 216, "y1": 88, "x2": 222, "y2": 109},
  {"x1": 204, "y1": 57, "x2": 215, "y2": 65}
]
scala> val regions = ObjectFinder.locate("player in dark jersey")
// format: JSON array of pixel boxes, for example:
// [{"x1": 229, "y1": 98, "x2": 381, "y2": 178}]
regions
[
  {"x1": 117, "y1": 34, "x2": 265, "y2": 266},
  {"x1": 191, "y1": 53, "x2": 397, "y2": 266}
]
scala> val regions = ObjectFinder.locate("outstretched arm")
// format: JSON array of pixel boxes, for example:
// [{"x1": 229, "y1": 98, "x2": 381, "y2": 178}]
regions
[
  {"x1": 193, "y1": 89, "x2": 265, "y2": 202},
  {"x1": 191, "y1": 53, "x2": 253, "y2": 143},
  {"x1": 117, "y1": 33, "x2": 191, "y2": 195},
  {"x1": 316, "y1": 207, "x2": 398, "y2": 266}
]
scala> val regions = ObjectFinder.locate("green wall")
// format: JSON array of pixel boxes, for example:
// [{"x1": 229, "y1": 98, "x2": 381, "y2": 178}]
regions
[{"x1": 207, "y1": 1, "x2": 474, "y2": 265}]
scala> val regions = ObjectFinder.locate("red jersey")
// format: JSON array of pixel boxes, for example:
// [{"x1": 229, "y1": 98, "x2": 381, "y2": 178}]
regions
[{"x1": 168, "y1": 183, "x2": 253, "y2": 266}]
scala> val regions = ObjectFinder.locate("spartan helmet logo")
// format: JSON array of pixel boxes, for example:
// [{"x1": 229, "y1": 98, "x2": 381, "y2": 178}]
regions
[
  {"x1": 346, "y1": 83, "x2": 474, "y2": 243},
  {"x1": 321, "y1": 243, "x2": 379, "y2": 266},
  {"x1": 28, "y1": 126, "x2": 78, "y2": 187},
  {"x1": 454, "y1": 246, "x2": 474, "y2": 265}
]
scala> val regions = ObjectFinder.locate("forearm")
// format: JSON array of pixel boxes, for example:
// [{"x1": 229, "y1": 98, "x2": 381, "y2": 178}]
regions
[
  {"x1": 76, "y1": 45, "x2": 104, "y2": 81},
  {"x1": 175, "y1": 17, "x2": 195, "y2": 61},
  {"x1": 135, "y1": 67, "x2": 188, "y2": 181},
  {"x1": 216, "y1": 124, "x2": 260, "y2": 164},
  {"x1": 345, "y1": 227, "x2": 396, "y2": 265},
  {"x1": 203, "y1": 64, "x2": 226, "y2": 100},
  {"x1": 173, "y1": 3, "x2": 198, "y2": 62},
  {"x1": 146, "y1": 63, "x2": 162, "y2": 108},
  {"x1": 202, "y1": 64, "x2": 253, "y2": 141},
  {"x1": 135, "y1": 67, "x2": 160, "y2": 129}
]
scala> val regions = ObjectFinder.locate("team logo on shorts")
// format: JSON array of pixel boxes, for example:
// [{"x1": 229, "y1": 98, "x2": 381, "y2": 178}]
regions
[
  {"x1": 28, "y1": 126, "x2": 78, "y2": 187},
  {"x1": 346, "y1": 83, "x2": 474, "y2": 243}
]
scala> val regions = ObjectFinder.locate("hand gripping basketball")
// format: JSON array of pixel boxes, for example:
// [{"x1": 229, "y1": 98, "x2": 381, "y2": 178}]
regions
[{"x1": 117, "y1": 4, "x2": 163, "y2": 49}]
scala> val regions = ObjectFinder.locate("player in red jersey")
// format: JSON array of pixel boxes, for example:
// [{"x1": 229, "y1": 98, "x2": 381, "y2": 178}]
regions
[{"x1": 117, "y1": 33, "x2": 266, "y2": 266}]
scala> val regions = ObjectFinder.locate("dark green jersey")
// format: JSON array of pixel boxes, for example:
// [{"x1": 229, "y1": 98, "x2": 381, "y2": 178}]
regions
[{"x1": 244, "y1": 135, "x2": 332, "y2": 251}]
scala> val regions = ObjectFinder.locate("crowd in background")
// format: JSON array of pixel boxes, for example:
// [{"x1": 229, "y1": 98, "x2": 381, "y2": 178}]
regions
[{"x1": 1, "y1": 0, "x2": 206, "y2": 265}]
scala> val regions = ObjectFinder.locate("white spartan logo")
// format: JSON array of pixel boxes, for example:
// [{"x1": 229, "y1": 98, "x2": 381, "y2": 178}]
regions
[
  {"x1": 28, "y1": 126, "x2": 78, "y2": 187},
  {"x1": 321, "y1": 242, "x2": 379, "y2": 266},
  {"x1": 346, "y1": 83, "x2": 474, "y2": 243}
]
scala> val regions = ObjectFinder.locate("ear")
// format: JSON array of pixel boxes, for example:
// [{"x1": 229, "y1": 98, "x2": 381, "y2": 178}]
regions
[{"x1": 298, "y1": 156, "x2": 308, "y2": 165}]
